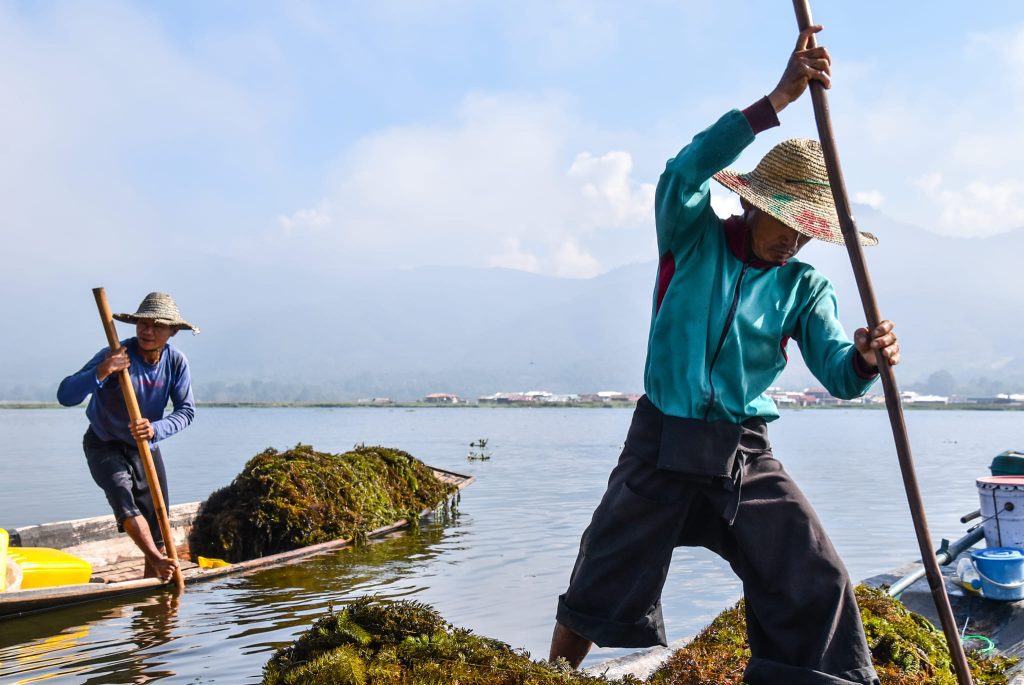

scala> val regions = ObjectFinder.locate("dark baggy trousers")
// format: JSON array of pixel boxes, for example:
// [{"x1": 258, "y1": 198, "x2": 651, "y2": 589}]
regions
[
  {"x1": 556, "y1": 399, "x2": 879, "y2": 685},
  {"x1": 83, "y1": 427, "x2": 169, "y2": 549}
]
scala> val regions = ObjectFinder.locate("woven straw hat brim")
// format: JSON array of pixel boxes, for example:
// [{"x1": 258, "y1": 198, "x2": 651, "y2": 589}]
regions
[
  {"x1": 113, "y1": 292, "x2": 200, "y2": 334},
  {"x1": 712, "y1": 136, "x2": 878, "y2": 248},
  {"x1": 713, "y1": 169, "x2": 878, "y2": 247},
  {"x1": 113, "y1": 313, "x2": 200, "y2": 333}
]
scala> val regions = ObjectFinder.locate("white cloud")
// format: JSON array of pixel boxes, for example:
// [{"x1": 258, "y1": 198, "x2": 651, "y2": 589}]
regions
[
  {"x1": 552, "y1": 240, "x2": 601, "y2": 278},
  {"x1": 853, "y1": 191, "x2": 885, "y2": 209},
  {"x1": 567, "y1": 151, "x2": 654, "y2": 230},
  {"x1": 277, "y1": 205, "x2": 332, "y2": 235},
  {"x1": 835, "y1": 23, "x2": 1024, "y2": 239},
  {"x1": 710, "y1": 193, "x2": 741, "y2": 220},
  {"x1": 489, "y1": 238, "x2": 542, "y2": 273},
  {"x1": 263, "y1": 92, "x2": 653, "y2": 277},
  {"x1": 915, "y1": 174, "x2": 1024, "y2": 236},
  {"x1": 0, "y1": 2, "x2": 277, "y2": 278}
]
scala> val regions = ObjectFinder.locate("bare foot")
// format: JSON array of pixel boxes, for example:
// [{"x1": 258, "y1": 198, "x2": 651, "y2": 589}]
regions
[{"x1": 145, "y1": 555, "x2": 179, "y2": 582}]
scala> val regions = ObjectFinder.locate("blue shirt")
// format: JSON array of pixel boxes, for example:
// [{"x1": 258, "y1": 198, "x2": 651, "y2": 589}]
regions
[{"x1": 57, "y1": 339, "x2": 195, "y2": 444}]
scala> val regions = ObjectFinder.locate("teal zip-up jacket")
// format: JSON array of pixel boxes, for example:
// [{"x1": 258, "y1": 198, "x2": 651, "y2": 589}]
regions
[{"x1": 644, "y1": 108, "x2": 878, "y2": 423}]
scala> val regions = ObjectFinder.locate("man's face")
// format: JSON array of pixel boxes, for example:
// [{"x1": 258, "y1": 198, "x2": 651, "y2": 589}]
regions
[
  {"x1": 747, "y1": 207, "x2": 812, "y2": 263},
  {"x1": 135, "y1": 320, "x2": 175, "y2": 353}
]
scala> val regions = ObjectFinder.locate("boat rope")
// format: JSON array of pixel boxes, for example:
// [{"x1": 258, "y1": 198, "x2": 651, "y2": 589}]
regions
[
  {"x1": 961, "y1": 635, "x2": 995, "y2": 654},
  {"x1": 958, "y1": 596, "x2": 995, "y2": 653}
]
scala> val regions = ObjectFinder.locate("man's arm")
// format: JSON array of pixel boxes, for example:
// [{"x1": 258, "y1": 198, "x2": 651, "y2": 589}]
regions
[
  {"x1": 56, "y1": 347, "x2": 120, "y2": 406},
  {"x1": 654, "y1": 109, "x2": 762, "y2": 256},
  {"x1": 150, "y1": 352, "x2": 195, "y2": 443},
  {"x1": 654, "y1": 25, "x2": 832, "y2": 257},
  {"x1": 795, "y1": 279, "x2": 900, "y2": 399}
]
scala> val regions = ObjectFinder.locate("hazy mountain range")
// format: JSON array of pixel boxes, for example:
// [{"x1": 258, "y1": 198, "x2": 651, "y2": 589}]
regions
[{"x1": 5, "y1": 206, "x2": 1022, "y2": 402}]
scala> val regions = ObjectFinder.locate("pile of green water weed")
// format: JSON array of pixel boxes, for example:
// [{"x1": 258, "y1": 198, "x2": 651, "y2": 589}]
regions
[
  {"x1": 263, "y1": 598, "x2": 644, "y2": 685},
  {"x1": 647, "y1": 585, "x2": 1017, "y2": 684},
  {"x1": 189, "y1": 444, "x2": 457, "y2": 562}
]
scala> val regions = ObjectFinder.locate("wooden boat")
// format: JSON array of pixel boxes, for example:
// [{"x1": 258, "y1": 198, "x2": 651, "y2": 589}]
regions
[{"x1": 0, "y1": 467, "x2": 474, "y2": 619}]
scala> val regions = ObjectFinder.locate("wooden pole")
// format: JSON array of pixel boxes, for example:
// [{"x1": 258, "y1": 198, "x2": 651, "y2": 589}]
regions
[
  {"x1": 790, "y1": 2, "x2": 972, "y2": 682},
  {"x1": 92, "y1": 287, "x2": 185, "y2": 590}
]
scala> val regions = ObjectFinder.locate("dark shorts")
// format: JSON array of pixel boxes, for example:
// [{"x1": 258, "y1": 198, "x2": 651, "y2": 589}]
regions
[
  {"x1": 556, "y1": 398, "x2": 879, "y2": 685},
  {"x1": 83, "y1": 427, "x2": 168, "y2": 548}
]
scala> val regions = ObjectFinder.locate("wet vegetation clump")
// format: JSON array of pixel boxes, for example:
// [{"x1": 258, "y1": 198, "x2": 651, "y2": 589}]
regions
[
  {"x1": 189, "y1": 444, "x2": 457, "y2": 563},
  {"x1": 263, "y1": 597, "x2": 644, "y2": 685},
  {"x1": 648, "y1": 585, "x2": 1017, "y2": 684}
]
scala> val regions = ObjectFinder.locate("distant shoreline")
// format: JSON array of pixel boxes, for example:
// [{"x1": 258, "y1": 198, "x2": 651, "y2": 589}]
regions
[{"x1": 3, "y1": 401, "x2": 1022, "y2": 411}]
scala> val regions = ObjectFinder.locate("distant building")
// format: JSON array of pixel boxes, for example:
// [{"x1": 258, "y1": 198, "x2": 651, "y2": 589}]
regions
[
  {"x1": 423, "y1": 393, "x2": 464, "y2": 404},
  {"x1": 966, "y1": 394, "x2": 1024, "y2": 405},
  {"x1": 901, "y1": 391, "x2": 949, "y2": 405},
  {"x1": 802, "y1": 388, "x2": 840, "y2": 405},
  {"x1": 357, "y1": 397, "x2": 395, "y2": 406}
]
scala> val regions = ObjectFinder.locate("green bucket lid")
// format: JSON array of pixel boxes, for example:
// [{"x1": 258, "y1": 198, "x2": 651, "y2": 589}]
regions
[{"x1": 991, "y1": 450, "x2": 1024, "y2": 476}]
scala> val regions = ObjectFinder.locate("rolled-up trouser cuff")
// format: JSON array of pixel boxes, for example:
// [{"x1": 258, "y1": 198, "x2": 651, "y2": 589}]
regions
[
  {"x1": 114, "y1": 507, "x2": 143, "y2": 531},
  {"x1": 745, "y1": 658, "x2": 881, "y2": 685},
  {"x1": 556, "y1": 593, "x2": 665, "y2": 649}
]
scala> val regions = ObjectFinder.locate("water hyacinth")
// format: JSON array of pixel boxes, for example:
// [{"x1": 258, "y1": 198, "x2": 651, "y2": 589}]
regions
[
  {"x1": 188, "y1": 444, "x2": 457, "y2": 563},
  {"x1": 649, "y1": 585, "x2": 1017, "y2": 685},
  {"x1": 264, "y1": 589, "x2": 1018, "y2": 685},
  {"x1": 263, "y1": 598, "x2": 644, "y2": 685}
]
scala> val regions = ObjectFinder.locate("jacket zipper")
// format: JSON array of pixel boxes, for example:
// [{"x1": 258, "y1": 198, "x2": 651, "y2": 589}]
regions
[{"x1": 703, "y1": 262, "x2": 750, "y2": 421}]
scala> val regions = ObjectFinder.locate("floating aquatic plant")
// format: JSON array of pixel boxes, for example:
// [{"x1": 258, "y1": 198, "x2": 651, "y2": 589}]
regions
[
  {"x1": 468, "y1": 437, "x2": 492, "y2": 461},
  {"x1": 647, "y1": 585, "x2": 1017, "y2": 684},
  {"x1": 263, "y1": 597, "x2": 644, "y2": 685},
  {"x1": 261, "y1": 588, "x2": 1017, "y2": 684},
  {"x1": 188, "y1": 444, "x2": 457, "y2": 563}
]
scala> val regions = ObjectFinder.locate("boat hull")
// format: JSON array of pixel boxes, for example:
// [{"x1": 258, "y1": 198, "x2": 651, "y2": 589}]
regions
[{"x1": 0, "y1": 467, "x2": 473, "y2": 619}]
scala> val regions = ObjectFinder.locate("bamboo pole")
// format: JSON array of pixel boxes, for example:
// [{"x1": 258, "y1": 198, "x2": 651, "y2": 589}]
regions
[
  {"x1": 789, "y1": 2, "x2": 972, "y2": 681},
  {"x1": 93, "y1": 287, "x2": 185, "y2": 590}
]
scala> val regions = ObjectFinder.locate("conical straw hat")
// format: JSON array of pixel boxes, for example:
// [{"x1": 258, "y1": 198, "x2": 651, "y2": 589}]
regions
[
  {"x1": 113, "y1": 292, "x2": 200, "y2": 334},
  {"x1": 713, "y1": 138, "x2": 878, "y2": 247}
]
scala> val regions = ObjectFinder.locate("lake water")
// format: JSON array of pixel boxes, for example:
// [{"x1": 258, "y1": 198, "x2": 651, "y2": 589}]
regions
[{"x1": 0, "y1": 406, "x2": 1020, "y2": 683}]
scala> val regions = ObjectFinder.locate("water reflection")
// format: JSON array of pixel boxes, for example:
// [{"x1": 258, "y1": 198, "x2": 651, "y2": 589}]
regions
[
  {"x1": 0, "y1": 519, "x2": 455, "y2": 683},
  {"x1": 1, "y1": 592, "x2": 181, "y2": 684},
  {"x1": 1, "y1": 408, "x2": 1019, "y2": 682}
]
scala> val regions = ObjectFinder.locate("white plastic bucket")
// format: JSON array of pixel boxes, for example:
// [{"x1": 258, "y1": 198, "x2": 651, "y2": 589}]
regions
[{"x1": 977, "y1": 476, "x2": 1024, "y2": 548}]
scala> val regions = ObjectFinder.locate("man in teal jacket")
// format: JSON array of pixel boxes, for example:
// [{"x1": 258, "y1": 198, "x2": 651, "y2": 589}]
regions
[{"x1": 550, "y1": 27, "x2": 898, "y2": 684}]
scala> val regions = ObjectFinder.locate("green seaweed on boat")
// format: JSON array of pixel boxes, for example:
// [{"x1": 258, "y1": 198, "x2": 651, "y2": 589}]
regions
[
  {"x1": 647, "y1": 585, "x2": 1018, "y2": 684},
  {"x1": 188, "y1": 444, "x2": 457, "y2": 563},
  {"x1": 262, "y1": 598, "x2": 645, "y2": 685}
]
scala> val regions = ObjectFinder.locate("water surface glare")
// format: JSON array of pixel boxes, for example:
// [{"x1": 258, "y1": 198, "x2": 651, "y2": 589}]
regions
[{"x1": 0, "y1": 406, "x2": 1019, "y2": 682}]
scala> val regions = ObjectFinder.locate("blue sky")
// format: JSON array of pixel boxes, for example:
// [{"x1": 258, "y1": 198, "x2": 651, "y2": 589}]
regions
[{"x1": 4, "y1": 1, "x2": 1022, "y2": 284}]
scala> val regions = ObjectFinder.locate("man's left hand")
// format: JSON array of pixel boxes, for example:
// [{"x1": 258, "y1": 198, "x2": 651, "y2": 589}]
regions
[
  {"x1": 855, "y1": 320, "x2": 900, "y2": 369},
  {"x1": 129, "y1": 418, "x2": 155, "y2": 442}
]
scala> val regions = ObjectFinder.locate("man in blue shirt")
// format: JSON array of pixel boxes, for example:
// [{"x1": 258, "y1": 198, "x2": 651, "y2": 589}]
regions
[{"x1": 58, "y1": 292, "x2": 199, "y2": 581}]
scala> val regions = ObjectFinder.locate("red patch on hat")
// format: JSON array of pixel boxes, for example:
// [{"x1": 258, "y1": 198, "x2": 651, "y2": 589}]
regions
[
  {"x1": 733, "y1": 176, "x2": 751, "y2": 187},
  {"x1": 794, "y1": 209, "x2": 833, "y2": 239}
]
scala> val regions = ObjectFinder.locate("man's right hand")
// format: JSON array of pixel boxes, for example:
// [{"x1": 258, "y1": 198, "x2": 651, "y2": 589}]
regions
[
  {"x1": 768, "y1": 25, "x2": 832, "y2": 114},
  {"x1": 96, "y1": 347, "x2": 130, "y2": 382}
]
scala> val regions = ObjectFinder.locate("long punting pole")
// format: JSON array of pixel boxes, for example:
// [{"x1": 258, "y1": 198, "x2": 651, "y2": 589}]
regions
[
  {"x1": 790, "y1": 2, "x2": 973, "y2": 682},
  {"x1": 93, "y1": 287, "x2": 185, "y2": 590}
]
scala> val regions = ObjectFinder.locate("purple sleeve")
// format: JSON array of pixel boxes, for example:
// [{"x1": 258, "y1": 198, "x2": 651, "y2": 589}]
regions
[
  {"x1": 852, "y1": 350, "x2": 880, "y2": 380},
  {"x1": 56, "y1": 347, "x2": 109, "y2": 406},
  {"x1": 151, "y1": 352, "x2": 195, "y2": 443},
  {"x1": 741, "y1": 96, "x2": 780, "y2": 136}
]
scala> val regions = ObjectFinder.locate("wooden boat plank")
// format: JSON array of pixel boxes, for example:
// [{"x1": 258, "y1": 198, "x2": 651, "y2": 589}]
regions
[{"x1": 0, "y1": 468, "x2": 474, "y2": 619}]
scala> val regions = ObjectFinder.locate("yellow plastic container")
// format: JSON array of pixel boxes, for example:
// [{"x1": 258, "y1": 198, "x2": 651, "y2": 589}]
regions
[
  {"x1": 6, "y1": 547, "x2": 92, "y2": 590},
  {"x1": 197, "y1": 556, "x2": 231, "y2": 569},
  {"x1": 0, "y1": 529, "x2": 8, "y2": 592}
]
